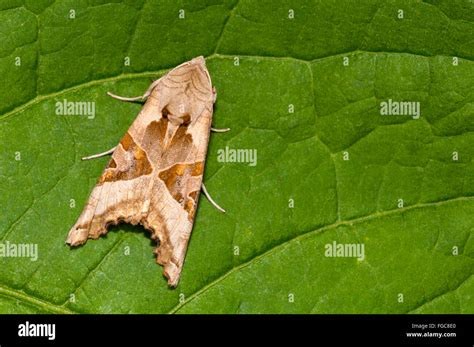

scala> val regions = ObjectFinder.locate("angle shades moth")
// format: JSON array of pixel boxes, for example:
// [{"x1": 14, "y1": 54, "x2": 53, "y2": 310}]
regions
[{"x1": 66, "y1": 56, "x2": 226, "y2": 287}]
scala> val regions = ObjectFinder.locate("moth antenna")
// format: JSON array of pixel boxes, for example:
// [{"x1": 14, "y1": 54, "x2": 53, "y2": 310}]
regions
[
  {"x1": 106, "y1": 77, "x2": 162, "y2": 102},
  {"x1": 201, "y1": 183, "x2": 226, "y2": 213},
  {"x1": 106, "y1": 92, "x2": 145, "y2": 102}
]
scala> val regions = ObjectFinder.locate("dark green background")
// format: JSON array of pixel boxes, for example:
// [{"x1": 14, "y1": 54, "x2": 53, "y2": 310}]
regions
[{"x1": 0, "y1": 0, "x2": 473, "y2": 313}]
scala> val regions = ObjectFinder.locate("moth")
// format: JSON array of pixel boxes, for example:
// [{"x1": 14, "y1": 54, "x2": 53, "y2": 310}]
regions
[{"x1": 66, "y1": 56, "x2": 228, "y2": 287}]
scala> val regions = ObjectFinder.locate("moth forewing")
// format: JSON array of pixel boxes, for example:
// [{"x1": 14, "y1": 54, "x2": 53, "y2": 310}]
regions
[{"x1": 67, "y1": 56, "x2": 215, "y2": 287}]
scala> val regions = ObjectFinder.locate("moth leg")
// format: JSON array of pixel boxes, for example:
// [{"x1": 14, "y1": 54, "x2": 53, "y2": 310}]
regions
[
  {"x1": 210, "y1": 87, "x2": 230, "y2": 133},
  {"x1": 211, "y1": 127, "x2": 231, "y2": 133},
  {"x1": 107, "y1": 78, "x2": 162, "y2": 102},
  {"x1": 210, "y1": 88, "x2": 228, "y2": 132},
  {"x1": 201, "y1": 183, "x2": 226, "y2": 213},
  {"x1": 81, "y1": 146, "x2": 117, "y2": 161}
]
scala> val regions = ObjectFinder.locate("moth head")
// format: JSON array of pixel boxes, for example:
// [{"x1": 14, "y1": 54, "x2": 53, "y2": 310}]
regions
[
  {"x1": 190, "y1": 56, "x2": 212, "y2": 90},
  {"x1": 190, "y1": 56, "x2": 205, "y2": 66},
  {"x1": 158, "y1": 56, "x2": 212, "y2": 125}
]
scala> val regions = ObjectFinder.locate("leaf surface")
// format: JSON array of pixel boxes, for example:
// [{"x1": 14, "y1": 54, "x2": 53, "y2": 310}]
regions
[{"x1": 0, "y1": 0, "x2": 473, "y2": 313}]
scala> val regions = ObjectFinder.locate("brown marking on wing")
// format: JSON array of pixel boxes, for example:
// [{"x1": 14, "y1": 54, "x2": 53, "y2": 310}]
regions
[
  {"x1": 181, "y1": 113, "x2": 191, "y2": 125},
  {"x1": 142, "y1": 118, "x2": 167, "y2": 157},
  {"x1": 142, "y1": 117, "x2": 194, "y2": 167},
  {"x1": 162, "y1": 106, "x2": 170, "y2": 118},
  {"x1": 184, "y1": 196, "x2": 196, "y2": 220},
  {"x1": 99, "y1": 132, "x2": 152, "y2": 184},
  {"x1": 120, "y1": 132, "x2": 133, "y2": 150},
  {"x1": 170, "y1": 126, "x2": 192, "y2": 147},
  {"x1": 174, "y1": 192, "x2": 184, "y2": 204},
  {"x1": 108, "y1": 158, "x2": 117, "y2": 168},
  {"x1": 189, "y1": 191, "x2": 198, "y2": 201},
  {"x1": 185, "y1": 190, "x2": 200, "y2": 221},
  {"x1": 191, "y1": 161, "x2": 203, "y2": 176},
  {"x1": 148, "y1": 125, "x2": 193, "y2": 169},
  {"x1": 158, "y1": 161, "x2": 203, "y2": 220}
]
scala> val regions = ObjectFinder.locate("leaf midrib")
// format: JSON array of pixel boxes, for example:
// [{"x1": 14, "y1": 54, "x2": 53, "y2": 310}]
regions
[
  {"x1": 2, "y1": 51, "x2": 472, "y2": 122},
  {"x1": 2, "y1": 195, "x2": 471, "y2": 314},
  {"x1": 169, "y1": 196, "x2": 474, "y2": 313},
  {"x1": 0, "y1": 284, "x2": 74, "y2": 314}
]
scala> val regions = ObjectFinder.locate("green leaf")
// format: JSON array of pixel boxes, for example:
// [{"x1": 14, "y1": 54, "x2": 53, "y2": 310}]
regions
[{"x1": 0, "y1": 0, "x2": 473, "y2": 314}]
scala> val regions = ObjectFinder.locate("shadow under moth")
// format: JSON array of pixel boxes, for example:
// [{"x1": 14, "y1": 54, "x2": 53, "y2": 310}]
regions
[{"x1": 66, "y1": 56, "x2": 228, "y2": 287}]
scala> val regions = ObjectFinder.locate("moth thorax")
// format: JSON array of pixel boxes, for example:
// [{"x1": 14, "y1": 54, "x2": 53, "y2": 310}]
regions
[{"x1": 162, "y1": 104, "x2": 191, "y2": 126}]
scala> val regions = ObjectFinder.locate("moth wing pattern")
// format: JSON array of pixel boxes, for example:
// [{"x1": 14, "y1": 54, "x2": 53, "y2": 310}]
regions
[{"x1": 67, "y1": 56, "x2": 215, "y2": 287}]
